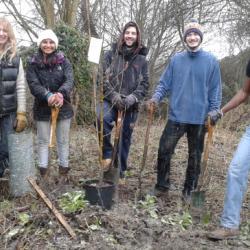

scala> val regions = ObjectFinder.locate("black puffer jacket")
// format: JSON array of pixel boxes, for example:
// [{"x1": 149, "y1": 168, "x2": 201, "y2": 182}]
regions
[
  {"x1": 0, "y1": 54, "x2": 19, "y2": 115},
  {"x1": 103, "y1": 43, "x2": 149, "y2": 110},
  {"x1": 26, "y1": 50, "x2": 74, "y2": 121}
]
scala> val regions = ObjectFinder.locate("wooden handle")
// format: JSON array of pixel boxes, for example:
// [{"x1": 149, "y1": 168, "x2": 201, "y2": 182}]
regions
[
  {"x1": 197, "y1": 117, "x2": 214, "y2": 190},
  {"x1": 110, "y1": 111, "x2": 123, "y2": 168},
  {"x1": 141, "y1": 105, "x2": 154, "y2": 170},
  {"x1": 49, "y1": 107, "x2": 60, "y2": 148},
  {"x1": 27, "y1": 177, "x2": 76, "y2": 239}
]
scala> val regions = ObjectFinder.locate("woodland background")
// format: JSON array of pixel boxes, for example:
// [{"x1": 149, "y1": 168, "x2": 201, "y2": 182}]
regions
[{"x1": 0, "y1": 1, "x2": 250, "y2": 249}]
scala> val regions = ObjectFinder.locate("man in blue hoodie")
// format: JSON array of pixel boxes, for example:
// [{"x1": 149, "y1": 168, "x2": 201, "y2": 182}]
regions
[{"x1": 148, "y1": 19, "x2": 222, "y2": 201}]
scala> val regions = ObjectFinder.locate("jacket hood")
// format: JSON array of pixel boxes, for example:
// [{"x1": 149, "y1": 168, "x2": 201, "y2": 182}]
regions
[{"x1": 116, "y1": 21, "x2": 148, "y2": 56}]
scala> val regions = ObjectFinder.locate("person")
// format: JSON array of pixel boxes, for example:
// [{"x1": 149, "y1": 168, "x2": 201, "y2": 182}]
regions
[
  {"x1": 26, "y1": 29, "x2": 74, "y2": 177},
  {"x1": 207, "y1": 60, "x2": 250, "y2": 240},
  {"x1": 0, "y1": 17, "x2": 27, "y2": 177},
  {"x1": 99, "y1": 21, "x2": 149, "y2": 181},
  {"x1": 148, "y1": 19, "x2": 222, "y2": 201}
]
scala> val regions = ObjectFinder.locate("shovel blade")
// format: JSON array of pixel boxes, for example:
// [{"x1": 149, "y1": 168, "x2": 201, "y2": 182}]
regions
[
  {"x1": 103, "y1": 166, "x2": 119, "y2": 185},
  {"x1": 191, "y1": 190, "x2": 206, "y2": 208}
]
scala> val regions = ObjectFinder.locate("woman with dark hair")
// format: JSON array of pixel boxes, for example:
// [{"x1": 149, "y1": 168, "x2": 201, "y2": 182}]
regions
[{"x1": 26, "y1": 29, "x2": 74, "y2": 177}]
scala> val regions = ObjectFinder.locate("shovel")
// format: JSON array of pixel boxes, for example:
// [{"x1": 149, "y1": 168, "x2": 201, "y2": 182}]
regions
[
  {"x1": 49, "y1": 107, "x2": 60, "y2": 148},
  {"x1": 191, "y1": 117, "x2": 214, "y2": 208},
  {"x1": 103, "y1": 110, "x2": 123, "y2": 184},
  {"x1": 137, "y1": 104, "x2": 154, "y2": 199}
]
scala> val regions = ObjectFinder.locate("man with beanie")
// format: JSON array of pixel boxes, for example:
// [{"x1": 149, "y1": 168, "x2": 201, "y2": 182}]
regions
[
  {"x1": 99, "y1": 21, "x2": 149, "y2": 183},
  {"x1": 148, "y1": 19, "x2": 222, "y2": 202}
]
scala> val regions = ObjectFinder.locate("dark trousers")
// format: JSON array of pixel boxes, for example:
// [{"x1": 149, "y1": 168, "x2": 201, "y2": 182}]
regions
[
  {"x1": 97, "y1": 100, "x2": 138, "y2": 173},
  {"x1": 156, "y1": 120, "x2": 206, "y2": 192}
]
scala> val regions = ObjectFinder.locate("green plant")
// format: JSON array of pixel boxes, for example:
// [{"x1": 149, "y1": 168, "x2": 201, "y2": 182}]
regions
[
  {"x1": 18, "y1": 212, "x2": 30, "y2": 226},
  {"x1": 0, "y1": 200, "x2": 13, "y2": 214},
  {"x1": 161, "y1": 211, "x2": 193, "y2": 231},
  {"x1": 58, "y1": 191, "x2": 88, "y2": 213},
  {"x1": 138, "y1": 195, "x2": 158, "y2": 219}
]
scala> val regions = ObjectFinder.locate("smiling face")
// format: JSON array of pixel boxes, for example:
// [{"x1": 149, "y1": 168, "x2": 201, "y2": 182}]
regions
[
  {"x1": 40, "y1": 39, "x2": 56, "y2": 55},
  {"x1": 0, "y1": 25, "x2": 9, "y2": 49},
  {"x1": 124, "y1": 26, "x2": 137, "y2": 47},
  {"x1": 185, "y1": 32, "x2": 201, "y2": 50}
]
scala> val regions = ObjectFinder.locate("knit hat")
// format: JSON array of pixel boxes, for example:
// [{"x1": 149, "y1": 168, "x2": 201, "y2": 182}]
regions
[
  {"x1": 183, "y1": 19, "x2": 203, "y2": 42},
  {"x1": 37, "y1": 29, "x2": 58, "y2": 48}
]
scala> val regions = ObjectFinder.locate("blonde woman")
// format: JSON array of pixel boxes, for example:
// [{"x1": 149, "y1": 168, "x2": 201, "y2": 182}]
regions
[{"x1": 0, "y1": 17, "x2": 27, "y2": 177}]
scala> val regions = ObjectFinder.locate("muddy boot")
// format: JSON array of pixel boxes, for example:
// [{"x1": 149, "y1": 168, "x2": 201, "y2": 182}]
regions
[
  {"x1": 39, "y1": 167, "x2": 48, "y2": 178},
  {"x1": 207, "y1": 227, "x2": 240, "y2": 240},
  {"x1": 118, "y1": 171, "x2": 126, "y2": 186},
  {"x1": 58, "y1": 166, "x2": 70, "y2": 175}
]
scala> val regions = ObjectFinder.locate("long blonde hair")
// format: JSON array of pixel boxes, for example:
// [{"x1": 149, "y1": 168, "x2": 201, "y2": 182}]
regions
[{"x1": 0, "y1": 17, "x2": 17, "y2": 60}]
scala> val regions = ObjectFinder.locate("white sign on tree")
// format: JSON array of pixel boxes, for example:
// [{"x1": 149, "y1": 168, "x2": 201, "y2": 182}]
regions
[{"x1": 87, "y1": 37, "x2": 103, "y2": 64}]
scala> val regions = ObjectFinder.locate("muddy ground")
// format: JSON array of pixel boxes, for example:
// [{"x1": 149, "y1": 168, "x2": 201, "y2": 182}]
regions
[{"x1": 0, "y1": 109, "x2": 250, "y2": 250}]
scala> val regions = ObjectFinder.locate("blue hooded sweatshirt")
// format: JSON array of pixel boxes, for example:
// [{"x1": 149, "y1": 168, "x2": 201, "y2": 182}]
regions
[{"x1": 152, "y1": 49, "x2": 222, "y2": 125}]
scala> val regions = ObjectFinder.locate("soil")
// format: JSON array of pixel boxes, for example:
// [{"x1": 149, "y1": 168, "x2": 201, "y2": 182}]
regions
[{"x1": 0, "y1": 114, "x2": 250, "y2": 250}]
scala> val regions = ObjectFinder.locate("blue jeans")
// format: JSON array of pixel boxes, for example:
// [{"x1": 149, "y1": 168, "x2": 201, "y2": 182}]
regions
[
  {"x1": 0, "y1": 113, "x2": 16, "y2": 150},
  {"x1": 36, "y1": 118, "x2": 71, "y2": 168},
  {"x1": 221, "y1": 126, "x2": 250, "y2": 229},
  {"x1": 156, "y1": 120, "x2": 206, "y2": 192},
  {"x1": 0, "y1": 113, "x2": 15, "y2": 175},
  {"x1": 97, "y1": 100, "x2": 138, "y2": 173}
]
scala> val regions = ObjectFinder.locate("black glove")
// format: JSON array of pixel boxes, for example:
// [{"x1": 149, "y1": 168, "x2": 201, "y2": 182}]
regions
[
  {"x1": 112, "y1": 93, "x2": 125, "y2": 111},
  {"x1": 124, "y1": 94, "x2": 137, "y2": 109},
  {"x1": 208, "y1": 109, "x2": 223, "y2": 125}
]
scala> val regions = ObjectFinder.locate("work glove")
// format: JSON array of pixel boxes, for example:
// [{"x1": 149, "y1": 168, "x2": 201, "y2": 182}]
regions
[
  {"x1": 111, "y1": 93, "x2": 125, "y2": 111},
  {"x1": 124, "y1": 94, "x2": 137, "y2": 109},
  {"x1": 146, "y1": 98, "x2": 158, "y2": 112},
  {"x1": 15, "y1": 112, "x2": 28, "y2": 132},
  {"x1": 208, "y1": 109, "x2": 223, "y2": 126}
]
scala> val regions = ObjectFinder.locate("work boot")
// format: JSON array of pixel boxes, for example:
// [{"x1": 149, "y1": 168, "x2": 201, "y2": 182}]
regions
[
  {"x1": 39, "y1": 167, "x2": 48, "y2": 177},
  {"x1": 118, "y1": 171, "x2": 126, "y2": 186},
  {"x1": 207, "y1": 227, "x2": 240, "y2": 240},
  {"x1": 59, "y1": 166, "x2": 70, "y2": 175},
  {"x1": 102, "y1": 158, "x2": 112, "y2": 172}
]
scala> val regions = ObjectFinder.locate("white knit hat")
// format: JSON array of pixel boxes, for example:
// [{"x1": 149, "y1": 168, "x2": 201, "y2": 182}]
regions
[{"x1": 37, "y1": 29, "x2": 58, "y2": 48}]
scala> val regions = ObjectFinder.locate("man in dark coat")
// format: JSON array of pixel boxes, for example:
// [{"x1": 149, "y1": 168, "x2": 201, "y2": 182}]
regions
[{"x1": 99, "y1": 21, "x2": 149, "y2": 182}]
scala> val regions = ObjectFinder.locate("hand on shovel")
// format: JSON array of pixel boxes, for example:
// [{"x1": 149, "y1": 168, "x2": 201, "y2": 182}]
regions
[{"x1": 48, "y1": 93, "x2": 64, "y2": 108}]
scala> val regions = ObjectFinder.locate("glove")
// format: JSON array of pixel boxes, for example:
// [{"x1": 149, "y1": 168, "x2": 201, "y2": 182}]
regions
[
  {"x1": 112, "y1": 93, "x2": 125, "y2": 111},
  {"x1": 54, "y1": 92, "x2": 64, "y2": 108},
  {"x1": 124, "y1": 94, "x2": 137, "y2": 109},
  {"x1": 15, "y1": 112, "x2": 28, "y2": 132},
  {"x1": 208, "y1": 109, "x2": 223, "y2": 126},
  {"x1": 146, "y1": 98, "x2": 158, "y2": 111}
]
